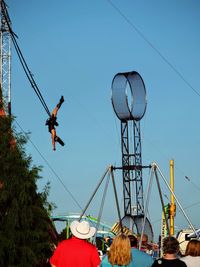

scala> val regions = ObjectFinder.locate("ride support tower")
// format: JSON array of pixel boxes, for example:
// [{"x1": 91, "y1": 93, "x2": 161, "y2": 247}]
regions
[{"x1": 111, "y1": 71, "x2": 153, "y2": 241}]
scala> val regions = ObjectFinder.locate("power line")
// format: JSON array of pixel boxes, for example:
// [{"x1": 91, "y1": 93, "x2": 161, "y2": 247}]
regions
[
  {"x1": 184, "y1": 175, "x2": 200, "y2": 192},
  {"x1": 14, "y1": 119, "x2": 83, "y2": 212},
  {"x1": 106, "y1": 0, "x2": 200, "y2": 98},
  {"x1": 106, "y1": 0, "x2": 200, "y2": 196}
]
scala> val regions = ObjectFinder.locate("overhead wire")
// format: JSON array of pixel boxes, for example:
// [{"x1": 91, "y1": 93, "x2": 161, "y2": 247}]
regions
[
  {"x1": 15, "y1": 118, "x2": 116, "y2": 222},
  {"x1": 1, "y1": 0, "x2": 51, "y2": 117},
  {"x1": 3, "y1": 0, "x2": 198, "y2": 227},
  {"x1": 106, "y1": 0, "x2": 200, "y2": 98},
  {"x1": 0, "y1": 1, "x2": 80, "y2": 213},
  {"x1": 152, "y1": 200, "x2": 200, "y2": 225},
  {"x1": 106, "y1": 0, "x2": 200, "y2": 202},
  {"x1": 14, "y1": 119, "x2": 83, "y2": 212},
  {"x1": 184, "y1": 175, "x2": 200, "y2": 192},
  {"x1": 1, "y1": 1, "x2": 123, "y2": 222}
]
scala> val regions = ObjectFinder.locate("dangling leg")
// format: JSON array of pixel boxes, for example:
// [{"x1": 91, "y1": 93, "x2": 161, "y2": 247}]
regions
[
  {"x1": 51, "y1": 129, "x2": 56, "y2": 151},
  {"x1": 55, "y1": 135, "x2": 65, "y2": 146},
  {"x1": 51, "y1": 96, "x2": 64, "y2": 117},
  {"x1": 51, "y1": 107, "x2": 59, "y2": 118},
  {"x1": 56, "y1": 96, "x2": 64, "y2": 109}
]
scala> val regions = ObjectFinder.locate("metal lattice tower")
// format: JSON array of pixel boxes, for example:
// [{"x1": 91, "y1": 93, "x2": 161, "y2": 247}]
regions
[
  {"x1": 133, "y1": 120, "x2": 144, "y2": 215},
  {"x1": 121, "y1": 120, "x2": 131, "y2": 215},
  {"x1": 112, "y1": 71, "x2": 147, "y2": 217},
  {"x1": 121, "y1": 119, "x2": 144, "y2": 216},
  {"x1": 111, "y1": 71, "x2": 153, "y2": 240},
  {"x1": 0, "y1": 0, "x2": 11, "y2": 115}
]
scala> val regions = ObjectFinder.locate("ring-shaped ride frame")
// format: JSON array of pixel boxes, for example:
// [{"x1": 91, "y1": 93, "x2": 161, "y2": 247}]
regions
[{"x1": 111, "y1": 71, "x2": 147, "y2": 121}]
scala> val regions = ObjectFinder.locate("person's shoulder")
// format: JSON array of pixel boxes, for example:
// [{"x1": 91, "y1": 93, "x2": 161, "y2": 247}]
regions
[
  {"x1": 150, "y1": 258, "x2": 163, "y2": 266},
  {"x1": 180, "y1": 255, "x2": 187, "y2": 262},
  {"x1": 86, "y1": 240, "x2": 99, "y2": 250},
  {"x1": 131, "y1": 248, "x2": 153, "y2": 257},
  {"x1": 52, "y1": 239, "x2": 68, "y2": 253},
  {"x1": 156, "y1": 258, "x2": 187, "y2": 267},
  {"x1": 131, "y1": 248, "x2": 154, "y2": 264},
  {"x1": 100, "y1": 255, "x2": 109, "y2": 265},
  {"x1": 57, "y1": 238, "x2": 72, "y2": 247},
  {"x1": 177, "y1": 258, "x2": 188, "y2": 267},
  {"x1": 101, "y1": 254, "x2": 108, "y2": 261}
]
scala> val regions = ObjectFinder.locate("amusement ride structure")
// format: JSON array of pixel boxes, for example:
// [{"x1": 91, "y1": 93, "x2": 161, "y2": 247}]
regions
[
  {"x1": 111, "y1": 71, "x2": 153, "y2": 241},
  {"x1": 110, "y1": 71, "x2": 197, "y2": 245},
  {"x1": 1, "y1": 0, "x2": 198, "y2": 250}
]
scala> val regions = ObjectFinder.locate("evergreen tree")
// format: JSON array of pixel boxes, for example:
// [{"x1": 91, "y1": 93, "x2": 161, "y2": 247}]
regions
[{"x1": 0, "y1": 115, "x2": 58, "y2": 267}]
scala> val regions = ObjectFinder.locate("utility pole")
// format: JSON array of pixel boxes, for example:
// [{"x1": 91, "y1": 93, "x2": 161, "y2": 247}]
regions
[{"x1": 0, "y1": 0, "x2": 11, "y2": 116}]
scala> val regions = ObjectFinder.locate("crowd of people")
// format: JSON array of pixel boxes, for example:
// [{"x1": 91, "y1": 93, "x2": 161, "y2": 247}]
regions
[{"x1": 49, "y1": 220, "x2": 200, "y2": 267}]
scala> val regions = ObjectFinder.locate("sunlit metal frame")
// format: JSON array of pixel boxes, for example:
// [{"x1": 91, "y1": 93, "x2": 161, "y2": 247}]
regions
[
  {"x1": 111, "y1": 71, "x2": 151, "y2": 236},
  {"x1": 111, "y1": 71, "x2": 147, "y2": 121}
]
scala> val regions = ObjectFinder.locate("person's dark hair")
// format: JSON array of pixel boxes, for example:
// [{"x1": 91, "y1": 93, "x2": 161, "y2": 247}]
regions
[
  {"x1": 163, "y1": 236, "x2": 179, "y2": 254},
  {"x1": 128, "y1": 235, "x2": 137, "y2": 247},
  {"x1": 185, "y1": 239, "x2": 200, "y2": 256}
]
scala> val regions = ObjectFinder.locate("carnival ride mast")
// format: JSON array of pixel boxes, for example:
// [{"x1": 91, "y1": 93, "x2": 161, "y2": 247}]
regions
[
  {"x1": 0, "y1": 0, "x2": 11, "y2": 116},
  {"x1": 111, "y1": 71, "x2": 153, "y2": 240}
]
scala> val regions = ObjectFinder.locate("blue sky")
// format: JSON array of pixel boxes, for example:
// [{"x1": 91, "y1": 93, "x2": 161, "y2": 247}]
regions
[{"x1": 7, "y1": 0, "x2": 200, "y2": 240}]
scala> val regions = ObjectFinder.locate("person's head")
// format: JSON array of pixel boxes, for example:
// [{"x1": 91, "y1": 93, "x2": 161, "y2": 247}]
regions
[
  {"x1": 163, "y1": 236, "x2": 179, "y2": 255},
  {"x1": 138, "y1": 233, "x2": 148, "y2": 243},
  {"x1": 70, "y1": 220, "x2": 96, "y2": 239},
  {"x1": 108, "y1": 233, "x2": 131, "y2": 266},
  {"x1": 137, "y1": 233, "x2": 149, "y2": 251},
  {"x1": 128, "y1": 234, "x2": 138, "y2": 247},
  {"x1": 185, "y1": 239, "x2": 200, "y2": 256}
]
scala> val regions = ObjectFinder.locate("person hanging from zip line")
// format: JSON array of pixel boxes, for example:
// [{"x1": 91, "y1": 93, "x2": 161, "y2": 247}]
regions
[{"x1": 45, "y1": 95, "x2": 65, "y2": 151}]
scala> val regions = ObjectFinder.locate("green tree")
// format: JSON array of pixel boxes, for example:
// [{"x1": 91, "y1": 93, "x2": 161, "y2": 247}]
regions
[{"x1": 0, "y1": 115, "x2": 58, "y2": 267}]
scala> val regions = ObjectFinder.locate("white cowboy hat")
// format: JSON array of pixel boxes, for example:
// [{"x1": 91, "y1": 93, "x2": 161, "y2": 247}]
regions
[{"x1": 70, "y1": 220, "x2": 96, "y2": 239}]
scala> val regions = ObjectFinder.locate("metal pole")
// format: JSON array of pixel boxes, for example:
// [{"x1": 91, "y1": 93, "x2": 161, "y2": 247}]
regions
[
  {"x1": 154, "y1": 162, "x2": 196, "y2": 233},
  {"x1": 154, "y1": 167, "x2": 170, "y2": 236},
  {"x1": 169, "y1": 159, "x2": 175, "y2": 235},
  {"x1": 79, "y1": 166, "x2": 110, "y2": 220},
  {"x1": 139, "y1": 166, "x2": 154, "y2": 250},
  {"x1": 94, "y1": 173, "x2": 111, "y2": 242},
  {"x1": 111, "y1": 167, "x2": 123, "y2": 233}
]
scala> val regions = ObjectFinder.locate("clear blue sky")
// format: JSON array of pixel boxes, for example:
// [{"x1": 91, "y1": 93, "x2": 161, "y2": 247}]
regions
[{"x1": 7, "y1": 0, "x2": 200, "y2": 240}]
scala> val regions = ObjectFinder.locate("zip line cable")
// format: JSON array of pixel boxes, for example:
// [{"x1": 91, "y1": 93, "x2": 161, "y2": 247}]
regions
[
  {"x1": 106, "y1": 0, "x2": 200, "y2": 98},
  {"x1": 14, "y1": 119, "x2": 83, "y2": 212},
  {"x1": 1, "y1": 0, "x2": 51, "y2": 117},
  {"x1": 11, "y1": 38, "x2": 51, "y2": 117},
  {"x1": 1, "y1": 1, "x2": 81, "y2": 212},
  {"x1": 11, "y1": 36, "x2": 51, "y2": 117}
]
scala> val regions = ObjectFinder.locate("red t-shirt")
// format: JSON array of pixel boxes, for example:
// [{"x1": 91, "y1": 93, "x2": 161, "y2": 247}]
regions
[{"x1": 50, "y1": 237, "x2": 100, "y2": 267}]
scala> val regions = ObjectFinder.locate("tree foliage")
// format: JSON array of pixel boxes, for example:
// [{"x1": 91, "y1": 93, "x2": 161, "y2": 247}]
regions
[{"x1": 0, "y1": 115, "x2": 58, "y2": 267}]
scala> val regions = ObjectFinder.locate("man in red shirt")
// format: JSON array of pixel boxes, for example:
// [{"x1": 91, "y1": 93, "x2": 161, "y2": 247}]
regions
[{"x1": 50, "y1": 220, "x2": 100, "y2": 267}]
